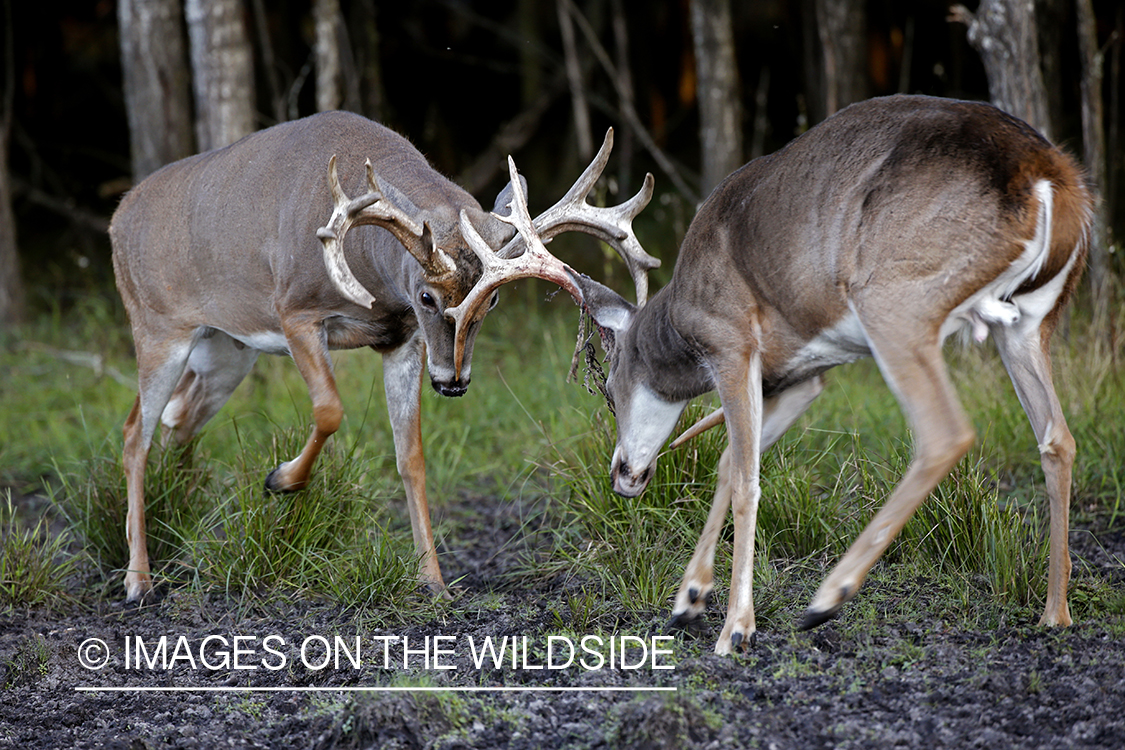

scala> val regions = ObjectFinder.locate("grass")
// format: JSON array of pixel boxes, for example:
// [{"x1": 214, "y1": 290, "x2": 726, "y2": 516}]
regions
[
  {"x1": 0, "y1": 490, "x2": 76, "y2": 607},
  {"x1": 1, "y1": 278, "x2": 1123, "y2": 635}
]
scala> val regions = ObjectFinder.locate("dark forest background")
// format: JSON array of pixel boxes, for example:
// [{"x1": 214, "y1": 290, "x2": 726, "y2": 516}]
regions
[{"x1": 1, "y1": 0, "x2": 1121, "y2": 325}]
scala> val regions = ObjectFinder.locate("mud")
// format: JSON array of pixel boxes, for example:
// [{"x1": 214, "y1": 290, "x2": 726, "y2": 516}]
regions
[{"x1": 2, "y1": 493, "x2": 1123, "y2": 750}]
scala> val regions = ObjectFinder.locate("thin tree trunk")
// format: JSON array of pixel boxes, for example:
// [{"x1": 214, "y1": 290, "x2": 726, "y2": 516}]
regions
[
  {"x1": 314, "y1": 0, "x2": 343, "y2": 112},
  {"x1": 949, "y1": 0, "x2": 1052, "y2": 139},
  {"x1": 352, "y1": 0, "x2": 387, "y2": 122},
  {"x1": 814, "y1": 0, "x2": 867, "y2": 118},
  {"x1": 558, "y1": 0, "x2": 593, "y2": 160},
  {"x1": 249, "y1": 0, "x2": 286, "y2": 123},
  {"x1": 1076, "y1": 0, "x2": 1110, "y2": 318},
  {"x1": 118, "y1": 0, "x2": 194, "y2": 181},
  {"x1": 690, "y1": 0, "x2": 743, "y2": 196},
  {"x1": 186, "y1": 0, "x2": 256, "y2": 151},
  {"x1": 610, "y1": 0, "x2": 634, "y2": 192},
  {"x1": 0, "y1": 0, "x2": 24, "y2": 329}
]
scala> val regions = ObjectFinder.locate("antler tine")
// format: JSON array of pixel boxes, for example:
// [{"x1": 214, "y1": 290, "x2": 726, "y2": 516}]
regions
[
  {"x1": 316, "y1": 155, "x2": 379, "y2": 309},
  {"x1": 500, "y1": 128, "x2": 660, "y2": 306},
  {"x1": 317, "y1": 157, "x2": 455, "y2": 304},
  {"x1": 445, "y1": 156, "x2": 583, "y2": 380},
  {"x1": 670, "y1": 407, "x2": 726, "y2": 449}
]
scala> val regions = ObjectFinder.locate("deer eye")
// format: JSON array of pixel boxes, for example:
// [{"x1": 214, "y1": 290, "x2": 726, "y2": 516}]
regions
[{"x1": 419, "y1": 291, "x2": 438, "y2": 310}]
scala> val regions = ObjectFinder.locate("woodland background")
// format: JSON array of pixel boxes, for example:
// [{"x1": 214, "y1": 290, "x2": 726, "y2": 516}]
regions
[{"x1": 0, "y1": 0, "x2": 1122, "y2": 329}]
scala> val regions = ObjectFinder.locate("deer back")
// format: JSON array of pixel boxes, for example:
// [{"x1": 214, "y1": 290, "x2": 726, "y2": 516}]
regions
[
  {"x1": 110, "y1": 111, "x2": 513, "y2": 353},
  {"x1": 665, "y1": 94, "x2": 1090, "y2": 390}
]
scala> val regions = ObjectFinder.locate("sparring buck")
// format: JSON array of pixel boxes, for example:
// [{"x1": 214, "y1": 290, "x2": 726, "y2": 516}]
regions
[
  {"x1": 110, "y1": 110, "x2": 656, "y2": 602},
  {"x1": 479, "y1": 95, "x2": 1092, "y2": 654}
]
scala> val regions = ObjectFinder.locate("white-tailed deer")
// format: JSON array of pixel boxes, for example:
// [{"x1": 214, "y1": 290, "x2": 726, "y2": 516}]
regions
[
  {"x1": 110, "y1": 110, "x2": 656, "y2": 602},
  {"x1": 487, "y1": 95, "x2": 1092, "y2": 654}
]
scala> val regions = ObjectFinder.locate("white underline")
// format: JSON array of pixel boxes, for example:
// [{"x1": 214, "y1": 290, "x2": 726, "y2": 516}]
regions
[{"x1": 76, "y1": 685, "x2": 676, "y2": 693}]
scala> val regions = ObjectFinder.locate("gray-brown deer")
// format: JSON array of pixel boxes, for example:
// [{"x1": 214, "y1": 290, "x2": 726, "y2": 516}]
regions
[
  {"x1": 110, "y1": 110, "x2": 656, "y2": 602},
  {"x1": 476, "y1": 95, "x2": 1092, "y2": 654}
]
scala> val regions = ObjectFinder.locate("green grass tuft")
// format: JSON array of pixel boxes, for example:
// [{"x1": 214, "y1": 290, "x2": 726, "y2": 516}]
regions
[{"x1": 0, "y1": 491, "x2": 77, "y2": 608}]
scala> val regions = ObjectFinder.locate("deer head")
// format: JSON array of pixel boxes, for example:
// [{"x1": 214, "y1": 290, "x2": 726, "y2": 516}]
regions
[{"x1": 317, "y1": 128, "x2": 659, "y2": 393}]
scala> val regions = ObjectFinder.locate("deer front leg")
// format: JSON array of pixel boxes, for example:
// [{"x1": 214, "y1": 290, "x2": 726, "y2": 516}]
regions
[
  {"x1": 669, "y1": 375, "x2": 824, "y2": 631},
  {"x1": 265, "y1": 319, "x2": 343, "y2": 492},
  {"x1": 383, "y1": 334, "x2": 446, "y2": 593},
  {"x1": 669, "y1": 446, "x2": 733, "y2": 628},
  {"x1": 713, "y1": 349, "x2": 765, "y2": 654}
]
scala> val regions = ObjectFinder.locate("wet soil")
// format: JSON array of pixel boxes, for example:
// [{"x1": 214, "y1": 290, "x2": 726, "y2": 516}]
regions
[{"x1": 2, "y1": 492, "x2": 1124, "y2": 750}]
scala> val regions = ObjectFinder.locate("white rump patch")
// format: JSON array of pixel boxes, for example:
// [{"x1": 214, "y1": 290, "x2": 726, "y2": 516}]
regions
[{"x1": 942, "y1": 180, "x2": 1060, "y2": 344}]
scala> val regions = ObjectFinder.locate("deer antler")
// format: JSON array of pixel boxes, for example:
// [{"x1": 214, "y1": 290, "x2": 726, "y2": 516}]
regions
[
  {"x1": 498, "y1": 128, "x2": 659, "y2": 305},
  {"x1": 317, "y1": 155, "x2": 456, "y2": 308},
  {"x1": 446, "y1": 157, "x2": 584, "y2": 379},
  {"x1": 445, "y1": 129, "x2": 658, "y2": 379}
]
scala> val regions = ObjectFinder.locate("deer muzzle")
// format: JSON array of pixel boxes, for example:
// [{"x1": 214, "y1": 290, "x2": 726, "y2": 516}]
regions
[{"x1": 610, "y1": 448, "x2": 655, "y2": 498}]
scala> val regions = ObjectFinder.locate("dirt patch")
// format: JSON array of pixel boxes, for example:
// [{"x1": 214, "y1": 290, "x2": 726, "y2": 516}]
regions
[{"x1": 2, "y1": 491, "x2": 1124, "y2": 750}]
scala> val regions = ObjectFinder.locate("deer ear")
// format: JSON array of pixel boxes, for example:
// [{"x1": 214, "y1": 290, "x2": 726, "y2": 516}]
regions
[
  {"x1": 571, "y1": 272, "x2": 635, "y2": 334},
  {"x1": 492, "y1": 173, "x2": 529, "y2": 218}
]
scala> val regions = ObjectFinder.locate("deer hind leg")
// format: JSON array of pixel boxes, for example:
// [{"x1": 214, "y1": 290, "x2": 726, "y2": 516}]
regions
[
  {"x1": 383, "y1": 334, "x2": 445, "y2": 593},
  {"x1": 264, "y1": 319, "x2": 343, "y2": 493},
  {"x1": 669, "y1": 375, "x2": 825, "y2": 630},
  {"x1": 992, "y1": 321, "x2": 1074, "y2": 627},
  {"x1": 122, "y1": 335, "x2": 196, "y2": 601},
  {"x1": 802, "y1": 324, "x2": 975, "y2": 630},
  {"x1": 160, "y1": 330, "x2": 260, "y2": 447}
]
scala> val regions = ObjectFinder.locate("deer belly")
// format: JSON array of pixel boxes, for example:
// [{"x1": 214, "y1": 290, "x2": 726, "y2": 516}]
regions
[{"x1": 781, "y1": 310, "x2": 871, "y2": 383}]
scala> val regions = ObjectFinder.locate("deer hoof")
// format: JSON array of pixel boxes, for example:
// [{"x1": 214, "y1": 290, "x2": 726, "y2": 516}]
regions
[
  {"x1": 666, "y1": 610, "x2": 699, "y2": 632},
  {"x1": 264, "y1": 463, "x2": 303, "y2": 494},
  {"x1": 798, "y1": 605, "x2": 841, "y2": 631},
  {"x1": 124, "y1": 570, "x2": 153, "y2": 604}
]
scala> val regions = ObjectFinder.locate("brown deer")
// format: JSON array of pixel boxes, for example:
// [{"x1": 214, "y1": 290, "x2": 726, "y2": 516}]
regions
[
  {"x1": 109, "y1": 110, "x2": 656, "y2": 602},
  {"x1": 470, "y1": 95, "x2": 1092, "y2": 654}
]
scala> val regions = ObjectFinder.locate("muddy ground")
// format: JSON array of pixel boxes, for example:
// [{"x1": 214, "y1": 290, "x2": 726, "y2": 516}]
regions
[{"x1": 2, "y1": 491, "x2": 1124, "y2": 750}]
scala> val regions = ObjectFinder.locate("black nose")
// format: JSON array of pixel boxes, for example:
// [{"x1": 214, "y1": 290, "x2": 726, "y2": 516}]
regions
[{"x1": 432, "y1": 379, "x2": 469, "y2": 397}]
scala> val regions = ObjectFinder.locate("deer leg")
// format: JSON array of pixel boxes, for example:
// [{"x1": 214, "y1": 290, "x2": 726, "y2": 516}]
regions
[
  {"x1": 123, "y1": 336, "x2": 196, "y2": 601},
  {"x1": 703, "y1": 348, "x2": 765, "y2": 654},
  {"x1": 264, "y1": 320, "x2": 342, "y2": 493},
  {"x1": 383, "y1": 334, "x2": 446, "y2": 593},
  {"x1": 669, "y1": 375, "x2": 825, "y2": 629},
  {"x1": 992, "y1": 322, "x2": 1074, "y2": 627},
  {"x1": 160, "y1": 331, "x2": 259, "y2": 447},
  {"x1": 802, "y1": 326, "x2": 975, "y2": 629}
]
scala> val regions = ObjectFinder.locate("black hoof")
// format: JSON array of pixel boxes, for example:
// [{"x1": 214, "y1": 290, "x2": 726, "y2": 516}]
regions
[
  {"x1": 263, "y1": 465, "x2": 299, "y2": 495},
  {"x1": 798, "y1": 606, "x2": 840, "y2": 631},
  {"x1": 666, "y1": 611, "x2": 697, "y2": 632},
  {"x1": 729, "y1": 630, "x2": 757, "y2": 651}
]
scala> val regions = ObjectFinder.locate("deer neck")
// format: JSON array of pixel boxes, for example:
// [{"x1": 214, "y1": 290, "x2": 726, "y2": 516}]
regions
[{"x1": 626, "y1": 288, "x2": 715, "y2": 403}]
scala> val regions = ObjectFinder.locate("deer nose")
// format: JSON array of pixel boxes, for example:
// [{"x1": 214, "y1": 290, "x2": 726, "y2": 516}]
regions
[
  {"x1": 432, "y1": 378, "x2": 469, "y2": 397},
  {"x1": 611, "y1": 456, "x2": 653, "y2": 497}
]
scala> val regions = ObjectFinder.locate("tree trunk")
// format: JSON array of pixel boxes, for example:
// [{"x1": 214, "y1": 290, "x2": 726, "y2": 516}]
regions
[
  {"x1": 1, "y1": 0, "x2": 24, "y2": 329},
  {"x1": 314, "y1": 0, "x2": 343, "y2": 112},
  {"x1": 186, "y1": 0, "x2": 256, "y2": 151},
  {"x1": 690, "y1": 0, "x2": 743, "y2": 197},
  {"x1": 118, "y1": 0, "x2": 194, "y2": 181},
  {"x1": 950, "y1": 0, "x2": 1052, "y2": 139},
  {"x1": 802, "y1": 0, "x2": 868, "y2": 124},
  {"x1": 1076, "y1": 0, "x2": 1110, "y2": 317},
  {"x1": 351, "y1": 0, "x2": 387, "y2": 122}
]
